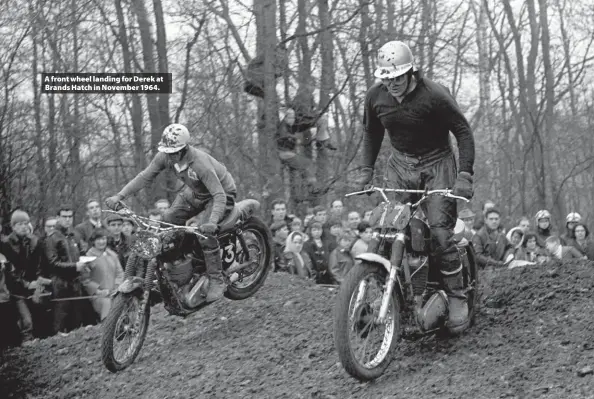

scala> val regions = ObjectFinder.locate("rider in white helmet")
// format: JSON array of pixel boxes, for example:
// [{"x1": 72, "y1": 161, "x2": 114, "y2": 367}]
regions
[
  {"x1": 351, "y1": 40, "x2": 476, "y2": 335},
  {"x1": 561, "y1": 212, "x2": 582, "y2": 246},
  {"x1": 534, "y1": 209, "x2": 555, "y2": 248},
  {"x1": 106, "y1": 123, "x2": 237, "y2": 303}
]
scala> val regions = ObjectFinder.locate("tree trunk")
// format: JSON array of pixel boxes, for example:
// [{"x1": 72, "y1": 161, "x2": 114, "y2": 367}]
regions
[
  {"x1": 317, "y1": 0, "x2": 333, "y2": 194},
  {"x1": 70, "y1": 0, "x2": 83, "y2": 214},
  {"x1": 115, "y1": 0, "x2": 145, "y2": 175},
  {"x1": 359, "y1": 0, "x2": 373, "y2": 88}
]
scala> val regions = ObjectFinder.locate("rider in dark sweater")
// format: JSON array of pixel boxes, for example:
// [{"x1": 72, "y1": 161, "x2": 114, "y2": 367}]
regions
[{"x1": 352, "y1": 41, "x2": 475, "y2": 335}]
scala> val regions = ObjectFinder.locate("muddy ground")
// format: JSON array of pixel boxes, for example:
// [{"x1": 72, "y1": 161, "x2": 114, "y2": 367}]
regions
[{"x1": 3, "y1": 260, "x2": 594, "y2": 399}]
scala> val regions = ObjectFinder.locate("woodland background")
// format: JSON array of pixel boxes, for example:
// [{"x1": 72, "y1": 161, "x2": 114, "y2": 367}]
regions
[{"x1": 0, "y1": 0, "x2": 593, "y2": 229}]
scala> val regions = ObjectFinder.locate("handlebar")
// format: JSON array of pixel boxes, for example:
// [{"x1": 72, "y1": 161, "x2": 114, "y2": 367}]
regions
[
  {"x1": 345, "y1": 186, "x2": 470, "y2": 205},
  {"x1": 104, "y1": 202, "x2": 207, "y2": 239}
]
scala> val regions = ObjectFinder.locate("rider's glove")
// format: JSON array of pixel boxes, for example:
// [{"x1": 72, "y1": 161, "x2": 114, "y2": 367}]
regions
[
  {"x1": 453, "y1": 172, "x2": 473, "y2": 200},
  {"x1": 105, "y1": 194, "x2": 124, "y2": 210},
  {"x1": 350, "y1": 167, "x2": 374, "y2": 191},
  {"x1": 199, "y1": 222, "x2": 219, "y2": 236}
]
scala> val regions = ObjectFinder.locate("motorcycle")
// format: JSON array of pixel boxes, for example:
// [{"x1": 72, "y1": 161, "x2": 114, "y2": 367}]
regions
[
  {"x1": 100, "y1": 199, "x2": 272, "y2": 372},
  {"x1": 333, "y1": 187, "x2": 479, "y2": 381}
]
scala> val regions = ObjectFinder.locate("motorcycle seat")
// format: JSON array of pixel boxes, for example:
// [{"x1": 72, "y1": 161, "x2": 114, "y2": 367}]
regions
[{"x1": 218, "y1": 199, "x2": 261, "y2": 233}]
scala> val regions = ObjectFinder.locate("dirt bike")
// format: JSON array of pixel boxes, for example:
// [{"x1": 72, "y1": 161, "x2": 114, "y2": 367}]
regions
[
  {"x1": 100, "y1": 199, "x2": 272, "y2": 372},
  {"x1": 333, "y1": 187, "x2": 479, "y2": 381}
]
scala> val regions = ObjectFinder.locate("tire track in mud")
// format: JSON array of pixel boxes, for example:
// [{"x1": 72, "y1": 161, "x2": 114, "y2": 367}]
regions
[{"x1": 3, "y1": 261, "x2": 594, "y2": 399}]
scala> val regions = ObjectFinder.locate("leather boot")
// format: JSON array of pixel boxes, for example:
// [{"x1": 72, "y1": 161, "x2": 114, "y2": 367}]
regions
[
  {"x1": 202, "y1": 247, "x2": 225, "y2": 303},
  {"x1": 441, "y1": 266, "x2": 469, "y2": 335}
]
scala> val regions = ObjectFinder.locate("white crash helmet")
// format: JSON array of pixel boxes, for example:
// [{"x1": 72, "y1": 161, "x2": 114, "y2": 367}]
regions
[
  {"x1": 158, "y1": 124, "x2": 190, "y2": 153},
  {"x1": 374, "y1": 41, "x2": 415, "y2": 79},
  {"x1": 566, "y1": 212, "x2": 582, "y2": 223},
  {"x1": 535, "y1": 210, "x2": 551, "y2": 222}
]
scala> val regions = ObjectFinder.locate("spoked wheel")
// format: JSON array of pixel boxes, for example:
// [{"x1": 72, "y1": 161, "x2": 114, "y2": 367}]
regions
[
  {"x1": 225, "y1": 217, "x2": 272, "y2": 300},
  {"x1": 101, "y1": 293, "x2": 150, "y2": 372},
  {"x1": 334, "y1": 262, "x2": 401, "y2": 381}
]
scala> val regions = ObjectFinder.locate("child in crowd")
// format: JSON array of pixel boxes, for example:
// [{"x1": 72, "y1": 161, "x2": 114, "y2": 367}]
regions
[
  {"x1": 351, "y1": 221, "x2": 373, "y2": 259},
  {"x1": 304, "y1": 221, "x2": 330, "y2": 284},
  {"x1": 545, "y1": 235, "x2": 585, "y2": 261},
  {"x1": 328, "y1": 231, "x2": 355, "y2": 285}
]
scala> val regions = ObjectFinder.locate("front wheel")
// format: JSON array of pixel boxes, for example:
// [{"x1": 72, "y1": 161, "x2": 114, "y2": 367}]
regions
[
  {"x1": 333, "y1": 262, "x2": 401, "y2": 381},
  {"x1": 224, "y1": 216, "x2": 272, "y2": 300},
  {"x1": 101, "y1": 292, "x2": 150, "y2": 372}
]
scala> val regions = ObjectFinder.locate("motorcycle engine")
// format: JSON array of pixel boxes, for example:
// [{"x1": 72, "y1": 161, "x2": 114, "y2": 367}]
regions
[
  {"x1": 163, "y1": 257, "x2": 194, "y2": 287},
  {"x1": 407, "y1": 254, "x2": 429, "y2": 296}
]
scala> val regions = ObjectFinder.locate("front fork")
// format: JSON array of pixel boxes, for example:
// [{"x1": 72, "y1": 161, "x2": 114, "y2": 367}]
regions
[{"x1": 376, "y1": 233, "x2": 406, "y2": 324}]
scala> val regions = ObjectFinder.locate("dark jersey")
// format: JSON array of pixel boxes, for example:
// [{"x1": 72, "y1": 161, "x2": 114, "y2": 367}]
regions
[{"x1": 361, "y1": 76, "x2": 475, "y2": 174}]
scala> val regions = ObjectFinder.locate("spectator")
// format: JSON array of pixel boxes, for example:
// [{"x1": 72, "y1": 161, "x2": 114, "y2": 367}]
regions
[
  {"x1": 304, "y1": 221, "x2": 330, "y2": 283},
  {"x1": 458, "y1": 208, "x2": 476, "y2": 236},
  {"x1": 276, "y1": 108, "x2": 318, "y2": 194},
  {"x1": 303, "y1": 206, "x2": 315, "y2": 229},
  {"x1": 329, "y1": 199, "x2": 344, "y2": 220},
  {"x1": 121, "y1": 217, "x2": 135, "y2": 238},
  {"x1": 74, "y1": 199, "x2": 104, "y2": 253},
  {"x1": 472, "y1": 208, "x2": 512, "y2": 268},
  {"x1": 328, "y1": 231, "x2": 355, "y2": 285},
  {"x1": 290, "y1": 217, "x2": 303, "y2": 233},
  {"x1": 155, "y1": 199, "x2": 170, "y2": 214},
  {"x1": 515, "y1": 232, "x2": 539, "y2": 262},
  {"x1": 313, "y1": 205, "x2": 332, "y2": 242},
  {"x1": 283, "y1": 232, "x2": 315, "y2": 279},
  {"x1": 327, "y1": 218, "x2": 343, "y2": 252},
  {"x1": 517, "y1": 216, "x2": 531, "y2": 232},
  {"x1": 148, "y1": 209, "x2": 162, "y2": 228},
  {"x1": 0, "y1": 253, "x2": 21, "y2": 349},
  {"x1": 46, "y1": 206, "x2": 97, "y2": 335},
  {"x1": 43, "y1": 217, "x2": 58, "y2": 239},
  {"x1": 560, "y1": 212, "x2": 581, "y2": 246},
  {"x1": 351, "y1": 221, "x2": 373, "y2": 259},
  {"x1": 347, "y1": 211, "x2": 362, "y2": 231},
  {"x1": 0, "y1": 210, "x2": 44, "y2": 342},
  {"x1": 362, "y1": 210, "x2": 373, "y2": 223},
  {"x1": 535, "y1": 247, "x2": 550, "y2": 264},
  {"x1": 571, "y1": 223, "x2": 594, "y2": 260},
  {"x1": 270, "y1": 199, "x2": 291, "y2": 225},
  {"x1": 545, "y1": 235, "x2": 584, "y2": 260},
  {"x1": 473, "y1": 200, "x2": 496, "y2": 231},
  {"x1": 505, "y1": 226, "x2": 525, "y2": 260},
  {"x1": 535, "y1": 210, "x2": 555, "y2": 248},
  {"x1": 270, "y1": 221, "x2": 289, "y2": 272},
  {"x1": 83, "y1": 229, "x2": 124, "y2": 320},
  {"x1": 105, "y1": 214, "x2": 131, "y2": 267}
]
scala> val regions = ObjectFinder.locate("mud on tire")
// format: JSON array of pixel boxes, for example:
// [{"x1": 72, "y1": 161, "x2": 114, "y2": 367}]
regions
[
  {"x1": 333, "y1": 262, "x2": 401, "y2": 381},
  {"x1": 225, "y1": 216, "x2": 272, "y2": 300},
  {"x1": 101, "y1": 293, "x2": 150, "y2": 373}
]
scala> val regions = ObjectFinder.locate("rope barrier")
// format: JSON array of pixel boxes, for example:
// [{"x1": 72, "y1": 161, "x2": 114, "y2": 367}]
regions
[{"x1": 10, "y1": 293, "x2": 110, "y2": 302}]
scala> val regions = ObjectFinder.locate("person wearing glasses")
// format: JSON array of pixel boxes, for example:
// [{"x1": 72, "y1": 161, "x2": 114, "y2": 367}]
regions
[{"x1": 351, "y1": 41, "x2": 476, "y2": 335}]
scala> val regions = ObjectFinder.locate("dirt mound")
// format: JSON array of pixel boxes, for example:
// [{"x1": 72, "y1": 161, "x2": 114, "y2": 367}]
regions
[{"x1": 3, "y1": 261, "x2": 594, "y2": 399}]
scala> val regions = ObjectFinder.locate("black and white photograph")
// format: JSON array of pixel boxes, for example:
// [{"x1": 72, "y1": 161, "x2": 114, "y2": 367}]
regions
[{"x1": 1, "y1": 0, "x2": 594, "y2": 397}]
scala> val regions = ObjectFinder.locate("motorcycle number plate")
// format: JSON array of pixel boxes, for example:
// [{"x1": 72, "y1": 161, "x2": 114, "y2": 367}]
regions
[{"x1": 219, "y1": 239, "x2": 237, "y2": 268}]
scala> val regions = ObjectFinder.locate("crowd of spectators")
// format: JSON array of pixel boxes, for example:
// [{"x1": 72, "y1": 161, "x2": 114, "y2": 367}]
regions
[
  {"x1": 459, "y1": 202, "x2": 594, "y2": 268},
  {"x1": 269, "y1": 198, "x2": 375, "y2": 285},
  {"x1": 3, "y1": 193, "x2": 593, "y2": 350},
  {"x1": 0, "y1": 199, "x2": 171, "y2": 350}
]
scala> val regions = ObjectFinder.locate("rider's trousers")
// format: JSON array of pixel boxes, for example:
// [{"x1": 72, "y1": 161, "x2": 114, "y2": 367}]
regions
[
  {"x1": 162, "y1": 187, "x2": 236, "y2": 242},
  {"x1": 384, "y1": 147, "x2": 461, "y2": 277}
]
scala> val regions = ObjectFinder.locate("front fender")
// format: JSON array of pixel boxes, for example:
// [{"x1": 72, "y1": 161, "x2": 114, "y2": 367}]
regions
[
  {"x1": 355, "y1": 253, "x2": 392, "y2": 273},
  {"x1": 355, "y1": 252, "x2": 405, "y2": 306}
]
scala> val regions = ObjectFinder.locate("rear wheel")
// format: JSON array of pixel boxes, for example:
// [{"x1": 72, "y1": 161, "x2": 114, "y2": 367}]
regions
[
  {"x1": 224, "y1": 217, "x2": 272, "y2": 300},
  {"x1": 334, "y1": 262, "x2": 401, "y2": 381},
  {"x1": 101, "y1": 293, "x2": 150, "y2": 372}
]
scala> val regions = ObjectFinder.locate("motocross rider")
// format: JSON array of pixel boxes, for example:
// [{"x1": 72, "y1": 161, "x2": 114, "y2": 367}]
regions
[
  {"x1": 352, "y1": 41, "x2": 475, "y2": 335},
  {"x1": 105, "y1": 124, "x2": 237, "y2": 303}
]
